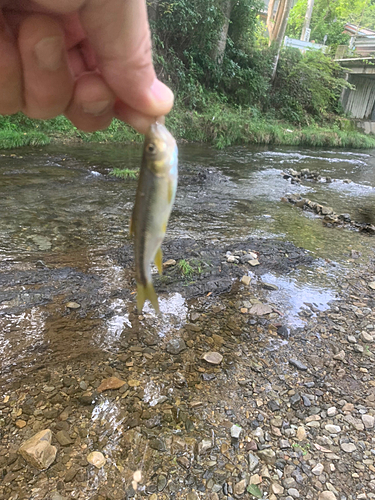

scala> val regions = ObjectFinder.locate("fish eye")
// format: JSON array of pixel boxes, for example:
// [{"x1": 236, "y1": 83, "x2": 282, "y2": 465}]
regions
[{"x1": 146, "y1": 143, "x2": 156, "y2": 154}]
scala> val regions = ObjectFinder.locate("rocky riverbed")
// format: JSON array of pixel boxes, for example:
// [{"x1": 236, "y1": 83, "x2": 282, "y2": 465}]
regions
[{"x1": 1, "y1": 237, "x2": 375, "y2": 500}]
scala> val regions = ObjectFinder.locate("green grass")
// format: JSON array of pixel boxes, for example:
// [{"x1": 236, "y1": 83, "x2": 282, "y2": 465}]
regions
[
  {"x1": 1, "y1": 106, "x2": 375, "y2": 150},
  {"x1": 166, "y1": 105, "x2": 375, "y2": 149},
  {"x1": 110, "y1": 168, "x2": 139, "y2": 179},
  {"x1": 178, "y1": 259, "x2": 194, "y2": 278}
]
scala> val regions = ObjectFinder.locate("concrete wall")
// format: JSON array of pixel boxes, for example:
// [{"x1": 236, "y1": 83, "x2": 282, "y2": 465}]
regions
[
  {"x1": 356, "y1": 120, "x2": 375, "y2": 134},
  {"x1": 341, "y1": 74, "x2": 375, "y2": 120}
]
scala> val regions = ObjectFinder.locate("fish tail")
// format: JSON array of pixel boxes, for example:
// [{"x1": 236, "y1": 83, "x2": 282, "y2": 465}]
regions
[{"x1": 136, "y1": 282, "x2": 160, "y2": 314}]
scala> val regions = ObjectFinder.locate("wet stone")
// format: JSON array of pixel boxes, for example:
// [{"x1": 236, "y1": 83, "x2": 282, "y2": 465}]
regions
[
  {"x1": 64, "y1": 466, "x2": 79, "y2": 482},
  {"x1": 202, "y1": 352, "x2": 223, "y2": 365},
  {"x1": 157, "y1": 475, "x2": 167, "y2": 491},
  {"x1": 56, "y1": 430, "x2": 73, "y2": 446},
  {"x1": 166, "y1": 338, "x2": 187, "y2": 355},
  {"x1": 66, "y1": 302, "x2": 80, "y2": 309},
  {"x1": 149, "y1": 437, "x2": 166, "y2": 451},
  {"x1": 234, "y1": 479, "x2": 247, "y2": 496},
  {"x1": 19, "y1": 429, "x2": 57, "y2": 470},
  {"x1": 290, "y1": 393, "x2": 301, "y2": 406},
  {"x1": 87, "y1": 451, "x2": 106, "y2": 468}
]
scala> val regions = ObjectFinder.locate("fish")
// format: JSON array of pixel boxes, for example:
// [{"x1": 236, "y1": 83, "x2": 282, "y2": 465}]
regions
[{"x1": 130, "y1": 121, "x2": 178, "y2": 313}]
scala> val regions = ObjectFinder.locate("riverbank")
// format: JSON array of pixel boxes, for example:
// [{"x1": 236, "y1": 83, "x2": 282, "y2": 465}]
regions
[
  {"x1": 1, "y1": 106, "x2": 375, "y2": 150},
  {"x1": 1, "y1": 236, "x2": 375, "y2": 500}
]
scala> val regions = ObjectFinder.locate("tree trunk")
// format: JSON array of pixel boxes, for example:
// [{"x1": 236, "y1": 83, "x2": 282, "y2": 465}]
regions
[
  {"x1": 271, "y1": 0, "x2": 294, "y2": 81},
  {"x1": 211, "y1": 0, "x2": 233, "y2": 64}
]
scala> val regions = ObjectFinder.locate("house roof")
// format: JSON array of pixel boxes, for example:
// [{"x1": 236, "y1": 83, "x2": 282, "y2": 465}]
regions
[{"x1": 344, "y1": 23, "x2": 375, "y2": 36}]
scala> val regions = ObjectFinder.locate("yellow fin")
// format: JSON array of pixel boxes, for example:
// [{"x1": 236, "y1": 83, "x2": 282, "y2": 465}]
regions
[
  {"x1": 129, "y1": 217, "x2": 134, "y2": 237},
  {"x1": 154, "y1": 247, "x2": 163, "y2": 275},
  {"x1": 136, "y1": 282, "x2": 160, "y2": 314}
]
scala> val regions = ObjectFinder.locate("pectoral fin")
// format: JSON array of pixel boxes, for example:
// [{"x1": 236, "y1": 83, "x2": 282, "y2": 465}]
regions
[
  {"x1": 154, "y1": 247, "x2": 163, "y2": 275},
  {"x1": 136, "y1": 282, "x2": 160, "y2": 314},
  {"x1": 168, "y1": 179, "x2": 174, "y2": 204}
]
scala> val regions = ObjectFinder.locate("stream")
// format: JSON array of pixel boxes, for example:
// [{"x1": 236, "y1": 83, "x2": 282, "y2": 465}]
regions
[{"x1": 1, "y1": 143, "x2": 375, "y2": 499}]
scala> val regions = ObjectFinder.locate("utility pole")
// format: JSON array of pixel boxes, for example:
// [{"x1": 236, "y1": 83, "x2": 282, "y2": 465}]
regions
[{"x1": 300, "y1": 0, "x2": 315, "y2": 42}]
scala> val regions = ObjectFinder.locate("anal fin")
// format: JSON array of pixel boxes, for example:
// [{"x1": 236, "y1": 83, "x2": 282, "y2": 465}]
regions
[{"x1": 154, "y1": 247, "x2": 163, "y2": 275}]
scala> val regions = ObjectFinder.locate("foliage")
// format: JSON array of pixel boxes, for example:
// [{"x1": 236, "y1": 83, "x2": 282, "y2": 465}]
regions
[
  {"x1": 152, "y1": 0, "x2": 272, "y2": 109},
  {"x1": 270, "y1": 48, "x2": 350, "y2": 124},
  {"x1": 247, "y1": 484, "x2": 262, "y2": 498},
  {"x1": 110, "y1": 168, "x2": 138, "y2": 179},
  {"x1": 287, "y1": 0, "x2": 359, "y2": 47}
]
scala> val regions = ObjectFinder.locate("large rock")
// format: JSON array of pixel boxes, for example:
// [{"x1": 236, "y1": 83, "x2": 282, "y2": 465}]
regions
[{"x1": 19, "y1": 429, "x2": 57, "y2": 470}]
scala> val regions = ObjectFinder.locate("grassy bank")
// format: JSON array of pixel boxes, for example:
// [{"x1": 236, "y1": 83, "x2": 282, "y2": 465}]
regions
[{"x1": 1, "y1": 106, "x2": 375, "y2": 150}]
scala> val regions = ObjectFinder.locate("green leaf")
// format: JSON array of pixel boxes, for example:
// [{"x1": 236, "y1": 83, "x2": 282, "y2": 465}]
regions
[{"x1": 247, "y1": 484, "x2": 262, "y2": 498}]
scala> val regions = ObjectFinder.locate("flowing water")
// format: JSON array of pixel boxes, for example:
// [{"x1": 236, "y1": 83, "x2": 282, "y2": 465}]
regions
[{"x1": 1, "y1": 143, "x2": 375, "y2": 382}]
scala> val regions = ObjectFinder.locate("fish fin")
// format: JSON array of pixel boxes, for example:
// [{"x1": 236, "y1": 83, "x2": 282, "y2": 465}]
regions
[
  {"x1": 154, "y1": 247, "x2": 163, "y2": 275},
  {"x1": 136, "y1": 282, "x2": 160, "y2": 314},
  {"x1": 168, "y1": 179, "x2": 174, "y2": 204},
  {"x1": 129, "y1": 217, "x2": 134, "y2": 237}
]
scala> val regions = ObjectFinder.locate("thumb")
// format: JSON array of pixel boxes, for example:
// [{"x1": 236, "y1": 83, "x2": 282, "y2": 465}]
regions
[{"x1": 80, "y1": 0, "x2": 174, "y2": 118}]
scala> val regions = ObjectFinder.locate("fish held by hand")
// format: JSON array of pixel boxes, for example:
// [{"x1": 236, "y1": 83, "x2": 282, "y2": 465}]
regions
[{"x1": 130, "y1": 122, "x2": 178, "y2": 313}]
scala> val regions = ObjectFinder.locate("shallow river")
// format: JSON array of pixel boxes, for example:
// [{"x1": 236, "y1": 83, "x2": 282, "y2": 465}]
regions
[{"x1": 1, "y1": 143, "x2": 375, "y2": 381}]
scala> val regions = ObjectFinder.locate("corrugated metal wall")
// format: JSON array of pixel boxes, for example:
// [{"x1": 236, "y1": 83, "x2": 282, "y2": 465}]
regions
[{"x1": 342, "y1": 75, "x2": 375, "y2": 119}]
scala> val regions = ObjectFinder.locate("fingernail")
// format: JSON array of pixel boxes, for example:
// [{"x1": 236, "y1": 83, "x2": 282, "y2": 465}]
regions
[
  {"x1": 82, "y1": 100, "x2": 111, "y2": 116},
  {"x1": 150, "y1": 79, "x2": 174, "y2": 104},
  {"x1": 34, "y1": 36, "x2": 64, "y2": 71}
]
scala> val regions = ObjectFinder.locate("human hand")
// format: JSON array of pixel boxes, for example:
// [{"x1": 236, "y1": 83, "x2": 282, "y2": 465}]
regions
[{"x1": 0, "y1": 0, "x2": 174, "y2": 133}]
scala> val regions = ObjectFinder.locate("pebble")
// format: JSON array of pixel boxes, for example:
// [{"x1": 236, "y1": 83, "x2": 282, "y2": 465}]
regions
[
  {"x1": 19, "y1": 429, "x2": 57, "y2": 470},
  {"x1": 97, "y1": 376, "x2": 126, "y2": 392},
  {"x1": 289, "y1": 359, "x2": 308, "y2": 371},
  {"x1": 327, "y1": 407, "x2": 337, "y2": 417},
  {"x1": 198, "y1": 439, "x2": 213, "y2": 454},
  {"x1": 288, "y1": 489, "x2": 300, "y2": 498},
  {"x1": 340, "y1": 442, "x2": 357, "y2": 453},
  {"x1": 15, "y1": 419, "x2": 26, "y2": 428},
  {"x1": 202, "y1": 352, "x2": 223, "y2": 364},
  {"x1": 347, "y1": 335, "x2": 357, "y2": 344},
  {"x1": 56, "y1": 430, "x2": 72, "y2": 446},
  {"x1": 233, "y1": 479, "x2": 247, "y2": 496},
  {"x1": 312, "y1": 463, "x2": 324, "y2": 475},
  {"x1": 249, "y1": 303, "x2": 273, "y2": 315},
  {"x1": 249, "y1": 259, "x2": 260, "y2": 266},
  {"x1": 333, "y1": 350, "x2": 345, "y2": 361},
  {"x1": 296, "y1": 426, "x2": 307, "y2": 440},
  {"x1": 257, "y1": 448, "x2": 276, "y2": 465},
  {"x1": 248, "y1": 453, "x2": 259, "y2": 471},
  {"x1": 325, "y1": 424, "x2": 341, "y2": 434},
  {"x1": 163, "y1": 259, "x2": 176, "y2": 267},
  {"x1": 65, "y1": 301, "x2": 80, "y2": 309},
  {"x1": 230, "y1": 424, "x2": 242, "y2": 439},
  {"x1": 361, "y1": 331, "x2": 374, "y2": 343},
  {"x1": 271, "y1": 483, "x2": 284, "y2": 495},
  {"x1": 87, "y1": 451, "x2": 106, "y2": 468},
  {"x1": 241, "y1": 275, "x2": 251, "y2": 286},
  {"x1": 166, "y1": 338, "x2": 187, "y2": 354},
  {"x1": 318, "y1": 492, "x2": 337, "y2": 500},
  {"x1": 362, "y1": 414, "x2": 375, "y2": 429}
]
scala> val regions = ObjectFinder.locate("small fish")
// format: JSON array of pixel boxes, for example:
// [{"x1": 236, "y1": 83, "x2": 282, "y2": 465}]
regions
[{"x1": 130, "y1": 122, "x2": 178, "y2": 313}]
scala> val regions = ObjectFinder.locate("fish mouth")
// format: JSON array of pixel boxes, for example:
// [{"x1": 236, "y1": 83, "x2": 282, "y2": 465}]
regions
[{"x1": 148, "y1": 122, "x2": 176, "y2": 149}]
